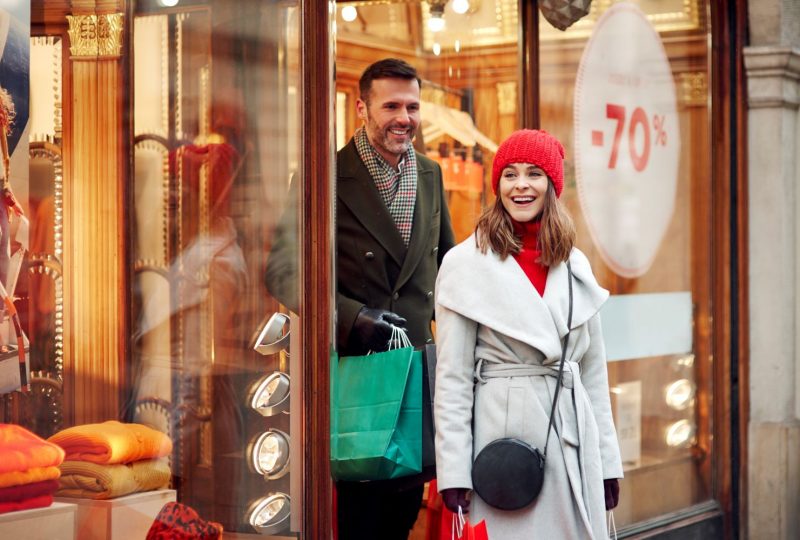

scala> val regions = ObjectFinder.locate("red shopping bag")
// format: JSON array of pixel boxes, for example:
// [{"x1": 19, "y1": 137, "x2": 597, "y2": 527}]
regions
[
  {"x1": 451, "y1": 505, "x2": 489, "y2": 540},
  {"x1": 461, "y1": 519, "x2": 489, "y2": 540}
]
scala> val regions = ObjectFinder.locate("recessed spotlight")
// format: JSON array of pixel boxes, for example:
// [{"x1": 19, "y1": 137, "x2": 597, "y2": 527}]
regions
[
  {"x1": 248, "y1": 430, "x2": 290, "y2": 479},
  {"x1": 665, "y1": 379, "x2": 695, "y2": 410},
  {"x1": 248, "y1": 372, "x2": 290, "y2": 416},
  {"x1": 252, "y1": 312, "x2": 290, "y2": 355},
  {"x1": 665, "y1": 419, "x2": 695, "y2": 448},
  {"x1": 158, "y1": 0, "x2": 179, "y2": 6},
  {"x1": 247, "y1": 493, "x2": 291, "y2": 535}
]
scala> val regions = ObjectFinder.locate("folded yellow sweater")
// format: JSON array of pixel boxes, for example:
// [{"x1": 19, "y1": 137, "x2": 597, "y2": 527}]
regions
[
  {"x1": 0, "y1": 466, "x2": 61, "y2": 489},
  {"x1": 56, "y1": 459, "x2": 170, "y2": 500},
  {"x1": 48, "y1": 421, "x2": 172, "y2": 465}
]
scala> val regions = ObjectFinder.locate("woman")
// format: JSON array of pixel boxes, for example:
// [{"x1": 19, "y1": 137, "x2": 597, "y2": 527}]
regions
[{"x1": 434, "y1": 129, "x2": 622, "y2": 539}]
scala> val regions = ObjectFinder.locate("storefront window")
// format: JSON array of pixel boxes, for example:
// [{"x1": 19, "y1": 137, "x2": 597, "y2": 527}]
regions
[
  {"x1": 131, "y1": 1, "x2": 304, "y2": 536},
  {"x1": 539, "y1": 0, "x2": 713, "y2": 527}
]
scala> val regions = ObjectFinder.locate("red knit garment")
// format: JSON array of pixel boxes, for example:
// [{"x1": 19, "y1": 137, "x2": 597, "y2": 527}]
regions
[{"x1": 512, "y1": 220, "x2": 548, "y2": 296}]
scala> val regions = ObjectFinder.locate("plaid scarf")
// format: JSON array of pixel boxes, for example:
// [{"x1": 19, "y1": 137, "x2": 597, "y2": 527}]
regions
[{"x1": 354, "y1": 127, "x2": 417, "y2": 245}]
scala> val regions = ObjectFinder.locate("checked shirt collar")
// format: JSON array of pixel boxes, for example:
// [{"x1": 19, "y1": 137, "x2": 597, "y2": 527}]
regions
[{"x1": 354, "y1": 126, "x2": 417, "y2": 246}]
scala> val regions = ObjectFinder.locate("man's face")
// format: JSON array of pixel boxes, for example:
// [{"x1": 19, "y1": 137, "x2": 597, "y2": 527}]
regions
[{"x1": 356, "y1": 78, "x2": 421, "y2": 167}]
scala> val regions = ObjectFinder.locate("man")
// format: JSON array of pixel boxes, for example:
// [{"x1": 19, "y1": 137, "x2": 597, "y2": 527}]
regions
[{"x1": 265, "y1": 58, "x2": 455, "y2": 539}]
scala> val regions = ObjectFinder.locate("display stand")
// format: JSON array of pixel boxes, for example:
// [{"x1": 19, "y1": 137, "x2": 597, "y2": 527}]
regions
[
  {"x1": 0, "y1": 501, "x2": 77, "y2": 540},
  {"x1": 54, "y1": 489, "x2": 176, "y2": 540}
]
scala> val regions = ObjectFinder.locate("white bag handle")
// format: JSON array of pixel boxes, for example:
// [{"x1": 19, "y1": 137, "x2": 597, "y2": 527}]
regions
[
  {"x1": 451, "y1": 505, "x2": 466, "y2": 540},
  {"x1": 607, "y1": 510, "x2": 617, "y2": 540},
  {"x1": 388, "y1": 325, "x2": 412, "y2": 350}
]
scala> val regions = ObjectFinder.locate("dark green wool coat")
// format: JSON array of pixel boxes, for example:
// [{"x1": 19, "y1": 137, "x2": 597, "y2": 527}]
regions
[
  {"x1": 264, "y1": 138, "x2": 455, "y2": 355},
  {"x1": 336, "y1": 139, "x2": 455, "y2": 355}
]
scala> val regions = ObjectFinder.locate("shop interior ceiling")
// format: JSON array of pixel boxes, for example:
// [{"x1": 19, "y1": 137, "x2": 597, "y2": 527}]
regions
[
  {"x1": 337, "y1": 0, "x2": 519, "y2": 52},
  {"x1": 337, "y1": 0, "x2": 703, "y2": 52}
]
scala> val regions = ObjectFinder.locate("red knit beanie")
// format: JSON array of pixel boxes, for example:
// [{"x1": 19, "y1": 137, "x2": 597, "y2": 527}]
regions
[{"x1": 491, "y1": 129, "x2": 566, "y2": 197}]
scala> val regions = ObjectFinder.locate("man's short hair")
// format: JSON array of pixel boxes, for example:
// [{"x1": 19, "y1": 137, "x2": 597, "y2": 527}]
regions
[{"x1": 359, "y1": 58, "x2": 421, "y2": 103}]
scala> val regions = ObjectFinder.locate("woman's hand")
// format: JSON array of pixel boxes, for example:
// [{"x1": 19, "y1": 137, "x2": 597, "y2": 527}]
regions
[
  {"x1": 441, "y1": 488, "x2": 470, "y2": 513},
  {"x1": 604, "y1": 478, "x2": 620, "y2": 510}
]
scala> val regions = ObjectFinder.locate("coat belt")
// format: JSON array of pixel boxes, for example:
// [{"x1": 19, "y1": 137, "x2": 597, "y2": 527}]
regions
[{"x1": 475, "y1": 359, "x2": 574, "y2": 388}]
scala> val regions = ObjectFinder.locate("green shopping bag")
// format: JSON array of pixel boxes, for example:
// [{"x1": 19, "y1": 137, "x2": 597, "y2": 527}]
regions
[{"x1": 330, "y1": 328, "x2": 423, "y2": 481}]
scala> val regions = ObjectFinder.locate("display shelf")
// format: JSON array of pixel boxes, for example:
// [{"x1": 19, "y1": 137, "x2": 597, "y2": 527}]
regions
[
  {"x1": 54, "y1": 489, "x2": 175, "y2": 540},
  {"x1": 0, "y1": 501, "x2": 77, "y2": 540}
]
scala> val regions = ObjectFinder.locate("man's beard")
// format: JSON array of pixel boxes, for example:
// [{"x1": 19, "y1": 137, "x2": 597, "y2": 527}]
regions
[{"x1": 365, "y1": 115, "x2": 414, "y2": 157}]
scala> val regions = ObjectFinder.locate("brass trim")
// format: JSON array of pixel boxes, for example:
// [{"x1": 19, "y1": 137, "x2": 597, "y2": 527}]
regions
[
  {"x1": 496, "y1": 81, "x2": 517, "y2": 116},
  {"x1": 678, "y1": 72, "x2": 708, "y2": 108},
  {"x1": 66, "y1": 14, "x2": 124, "y2": 59}
]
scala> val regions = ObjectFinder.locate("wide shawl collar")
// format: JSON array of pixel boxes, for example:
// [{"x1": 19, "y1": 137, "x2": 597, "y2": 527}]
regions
[{"x1": 435, "y1": 235, "x2": 609, "y2": 361}]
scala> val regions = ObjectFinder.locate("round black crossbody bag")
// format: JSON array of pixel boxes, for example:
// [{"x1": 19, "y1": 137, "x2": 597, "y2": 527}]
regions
[
  {"x1": 471, "y1": 263, "x2": 573, "y2": 511},
  {"x1": 471, "y1": 438, "x2": 545, "y2": 510}
]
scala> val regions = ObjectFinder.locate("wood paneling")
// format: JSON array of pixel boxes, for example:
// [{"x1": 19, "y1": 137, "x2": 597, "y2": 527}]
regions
[{"x1": 302, "y1": 0, "x2": 333, "y2": 535}]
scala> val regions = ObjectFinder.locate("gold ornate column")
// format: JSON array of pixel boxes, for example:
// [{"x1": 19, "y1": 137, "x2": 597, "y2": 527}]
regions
[{"x1": 64, "y1": 6, "x2": 126, "y2": 424}]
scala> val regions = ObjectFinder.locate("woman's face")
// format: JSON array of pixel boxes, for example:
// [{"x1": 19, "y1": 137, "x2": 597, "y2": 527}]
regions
[{"x1": 498, "y1": 163, "x2": 549, "y2": 222}]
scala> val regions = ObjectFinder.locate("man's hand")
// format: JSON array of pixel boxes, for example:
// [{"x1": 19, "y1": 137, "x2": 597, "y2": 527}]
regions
[
  {"x1": 441, "y1": 488, "x2": 470, "y2": 513},
  {"x1": 352, "y1": 307, "x2": 407, "y2": 351},
  {"x1": 604, "y1": 478, "x2": 620, "y2": 510}
]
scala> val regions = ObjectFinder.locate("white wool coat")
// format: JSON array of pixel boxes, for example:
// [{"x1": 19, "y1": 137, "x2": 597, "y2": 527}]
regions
[{"x1": 434, "y1": 236, "x2": 624, "y2": 540}]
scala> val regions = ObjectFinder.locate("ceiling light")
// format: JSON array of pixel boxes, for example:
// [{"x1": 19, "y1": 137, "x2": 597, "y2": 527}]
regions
[
  {"x1": 665, "y1": 419, "x2": 695, "y2": 448},
  {"x1": 341, "y1": 6, "x2": 357, "y2": 22},
  {"x1": 248, "y1": 372, "x2": 290, "y2": 416},
  {"x1": 428, "y1": 2, "x2": 446, "y2": 32},
  {"x1": 158, "y1": 0, "x2": 179, "y2": 6},
  {"x1": 252, "y1": 312, "x2": 290, "y2": 355},
  {"x1": 433, "y1": 43, "x2": 441, "y2": 56},
  {"x1": 454, "y1": 39, "x2": 461, "y2": 53},
  {"x1": 248, "y1": 430, "x2": 290, "y2": 479},
  {"x1": 452, "y1": 0, "x2": 470, "y2": 14},
  {"x1": 247, "y1": 493, "x2": 291, "y2": 535},
  {"x1": 665, "y1": 379, "x2": 696, "y2": 410}
]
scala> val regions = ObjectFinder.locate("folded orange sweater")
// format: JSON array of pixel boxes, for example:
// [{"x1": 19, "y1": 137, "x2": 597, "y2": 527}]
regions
[
  {"x1": 48, "y1": 421, "x2": 172, "y2": 465},
  {"x1": 0, "y1": 424, "x2": 65, "y2": 474},
  {"x1": 0, "y1": 466, "x2": 60, "y2": 489}
]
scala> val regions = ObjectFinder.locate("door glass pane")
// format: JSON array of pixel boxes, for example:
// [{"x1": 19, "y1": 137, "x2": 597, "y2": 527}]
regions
[
  {"x1": 336, "y1": 0, "x2": 521, "y2": 243},
  {"x1": 131, "y1": 1, "x2": 303, "y2": 536},
  {"x1": 539, "y1": 0, "x2": 713, "y2": 526}
]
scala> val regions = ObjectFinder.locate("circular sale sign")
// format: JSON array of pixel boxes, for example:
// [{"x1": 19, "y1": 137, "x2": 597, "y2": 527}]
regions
[{"x1": 574, "y1": 3, "x2": 680, "y2": 278}]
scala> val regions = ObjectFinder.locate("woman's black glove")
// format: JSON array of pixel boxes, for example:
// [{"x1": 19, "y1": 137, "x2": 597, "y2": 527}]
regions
[
  {"x1": 441, "y1": 488, "x2": 470, "y2": 513},
  {"x1": 352, "y1": 307, "x2": 407, "y2": 352},
  {"x1": 604, "y1": 478, "x2": 620, "y2": 510}
]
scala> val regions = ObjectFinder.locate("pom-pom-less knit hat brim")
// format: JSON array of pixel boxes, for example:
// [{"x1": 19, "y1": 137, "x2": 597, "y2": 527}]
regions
[{"x1": 491, "y1": 129, "x2": 566, "y2": 197}]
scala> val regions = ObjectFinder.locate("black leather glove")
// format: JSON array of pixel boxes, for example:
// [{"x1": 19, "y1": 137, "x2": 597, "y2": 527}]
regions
[
  {"x1": 604, "y1": 478, "x2": 620, "y2": 510},
  {"x1": 441, "y1": 488, "x2": 470, "y2": 513},
  {"x1": 352, "y1": 307, "x2": 407, "y2": 352}
]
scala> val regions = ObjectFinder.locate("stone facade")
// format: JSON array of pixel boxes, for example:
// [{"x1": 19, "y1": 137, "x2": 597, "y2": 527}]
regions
[{"x1": 745, "y1": 1, "x2": 800, "y2": 538}]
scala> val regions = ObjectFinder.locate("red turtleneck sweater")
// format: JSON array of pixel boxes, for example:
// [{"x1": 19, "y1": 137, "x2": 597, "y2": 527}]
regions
[{"x1": 512, "y1": 220, "x2": 548, "y2": 296}]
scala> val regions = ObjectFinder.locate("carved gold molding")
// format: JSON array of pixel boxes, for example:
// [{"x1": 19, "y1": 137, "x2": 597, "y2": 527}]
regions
[
  {"x1": 496, "y1": 81, "x2": 517, "y2": 115},
  {"x1": 66, "y1": 13, "x2": 124, "y2": 59}
]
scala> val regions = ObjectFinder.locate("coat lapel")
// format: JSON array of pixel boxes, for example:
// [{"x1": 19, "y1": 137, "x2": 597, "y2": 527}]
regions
[
  {"x1": 394, "y1": 155, "x2": 433, "y2": 290},
  {"x1": 436, "y1": 237, "x2": 564, "y2": 360},
  {"x1": 543, "y1": 249, "x2": 609, "y2": 337},
  {"x1": 337, "y1": 139, "x2": 406, "y2": 266},
  {"x1": 436, "y1": 237, "x2": 609, "y2": 361}
]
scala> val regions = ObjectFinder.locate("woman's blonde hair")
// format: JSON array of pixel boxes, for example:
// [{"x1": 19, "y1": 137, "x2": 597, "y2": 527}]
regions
[{"x1": 475, "y1": 180, "x2": 576, "y2": 266}]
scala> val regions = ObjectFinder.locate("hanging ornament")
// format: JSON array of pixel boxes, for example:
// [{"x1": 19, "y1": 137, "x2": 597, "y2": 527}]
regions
[{"x1": 539, "y1": 0, "x2": 593, "y2": 31}]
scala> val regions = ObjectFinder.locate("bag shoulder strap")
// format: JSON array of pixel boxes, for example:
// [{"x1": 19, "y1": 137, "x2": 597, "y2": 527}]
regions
[{"x1": 543, "y1": 260, "x2": 573, "y2": 458}]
